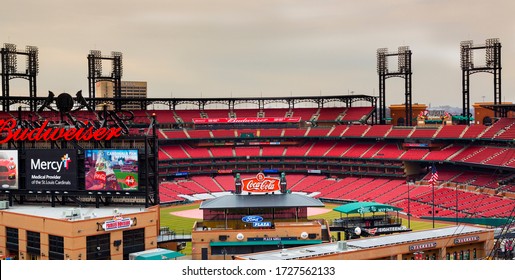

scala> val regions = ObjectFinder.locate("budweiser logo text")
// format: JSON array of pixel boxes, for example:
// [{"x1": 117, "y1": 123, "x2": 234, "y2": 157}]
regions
[{"x1": 0, "y1": 119, "x2": 122, "y2": 144}]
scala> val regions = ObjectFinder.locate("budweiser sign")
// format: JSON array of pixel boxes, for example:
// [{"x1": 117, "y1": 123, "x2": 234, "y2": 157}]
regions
[
  {"x1": 0, "y1": 119, "x2": 122, "y2": 144},
  {"x1": 241, "y1": 173, "x2": 280, "y2": 193},
  {"x1": 193, "y1": 117, "x2": 301, "y2": 124}
]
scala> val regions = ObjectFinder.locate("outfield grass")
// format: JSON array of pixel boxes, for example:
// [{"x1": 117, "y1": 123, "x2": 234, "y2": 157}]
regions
[
  {"x1": 159, "y1": 201, "x2": 452, "y2": 255},
  {"x1": 159, "y1": 202, "x2": 202, "y2": 255}
]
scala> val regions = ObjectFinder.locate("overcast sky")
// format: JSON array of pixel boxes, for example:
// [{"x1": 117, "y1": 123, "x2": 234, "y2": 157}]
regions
[{"x1": 2, "y1": 0, "x2": 514, "y2": 108}]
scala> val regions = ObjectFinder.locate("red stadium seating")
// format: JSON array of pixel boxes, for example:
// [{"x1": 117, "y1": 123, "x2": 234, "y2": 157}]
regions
[
  {"x1": 283, "y1": 128, "x2": 308, "y2": 137},
  {"x1": 410, "y1": 127, "x2": 438, "y2": 139},
  {"x1": 372, "y1": 144, "x2": 404, "y2": 160},
  {"x1": 460, "y1": 125, "x2": 486, "y2": 139},
  {"x1": 235, "y1": 146, "x2": 260, "y2": 157},
  {"x1": 161, "y1": 145, "x2": 190, "y2": 159},
  {"x1": 233, "y1": 109, "x2": 260, "y2": 118},
  {"x1": 209, "y1": 146, "x2": 234, "y2": 158},
  {"x1": 341, "y1": 143, "x2": 373, "y2": 158},
  {"x1": 259, "y1": 128, "x2": 284, "y2": 137},
  {"x1": 317, "y1": 108, "x2": 345, "y2": 121},
  {"x1": 284, "y1": 142, "x2": 313, "y2": 157},
  {"x1": 362, "y1": 125, "x2": 392, "y2": 138},
  {"x1": 182, "y1": 144, "x2": 211, "y2": 158},
  {"x1": 146, "y1": 110, "x2": 172, "y2": 124},
  {"x1": 174, "y1": 110, "x2": 202, "y2": 123},
  {"x1": 203, "y1": 109, "x2": 230, "y2": 119},
  {"x1": 399, "y1": 149, "x2": 429, "y2": 161},
  {"x1": 291, "y1": 108, "x2": 318, "y2": 121},
  {"x1": 187, "y1": 130, "x2": 212, "y2": 139},
  {"x1": 191, "y1": 176, "x2": 226, "y2": 192},
  {"x1": 480, "y1": 118, "x2": 515, "y2": 139},
  {"x1": 324, "y1": 141, "x2": 354, "y2": 157},
  {"x1": 385, "y1": 127, "x2": 414, "y2": 138},
  {"x1": 433, "y1": 125, "x2": 467, "y2": 139},
  {"x1": 306, "y1": 141, "x2": 335, "y2": 157},
  {"x1": 261, "y1": 146, "x2": 286, "y2": 157},
  {"x1": 327, "y1": 125, "x2": 348, "y2": 137},
  {"x1": 306, "y1": 127, "x2": 331, "y2": 137},
  {"x1": 339, "y1": 107, "x2": 374, "y2": 122},
  {"x1": 262, "y1": 108, "x2": 289, "y2": 118},
  {"x1": 341, "y1": 125, "x2": 369, "y2": 137},
  {"x1": 163, "y1": 130, "x2": 189, "y2": 139},
  {"x1": 211, "y1": 130, "x2": 237, "y2": 138},
  {"x1": 423, "y1": 145, "x2": 465, "y2": 162}
]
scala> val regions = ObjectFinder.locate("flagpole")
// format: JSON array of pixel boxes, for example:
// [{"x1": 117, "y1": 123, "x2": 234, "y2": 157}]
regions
[
  {"x1": 432, "y1": 180, "x2": 435, "y2": 229},
  {"x1": 429, "y1": 163, "x2": 437, "y2": 229},
  {"x1": 456, "y1": 184, "x2": 458, "y2": 225},
  {"x1": 407, "y1": 180, "x2": 411, "y2": 229}
]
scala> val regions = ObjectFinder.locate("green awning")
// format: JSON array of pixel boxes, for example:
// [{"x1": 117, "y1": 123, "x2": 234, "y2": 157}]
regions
[
  {"x1": 333, "y1": 202, "x2": 403, "y2": 215},
  {"x1": 210, "y1": 240, "x2": 322, "y2": 246},
  {"x1": 130, "y1": 248, "x2": 185, "y2": 260}
]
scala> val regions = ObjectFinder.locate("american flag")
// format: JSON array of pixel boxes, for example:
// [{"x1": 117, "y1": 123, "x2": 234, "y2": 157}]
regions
[{"x1": 428, "y1": 164, "x2": 438, "y2": 185}]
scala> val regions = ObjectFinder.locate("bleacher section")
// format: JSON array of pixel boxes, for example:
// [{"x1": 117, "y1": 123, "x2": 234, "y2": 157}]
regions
[
  {"x1": 339, "y1": 107, "x2": 374, "y2": 122},
  {"x1": 153, "y1": 107, "x2": 514, "y2": 222}
]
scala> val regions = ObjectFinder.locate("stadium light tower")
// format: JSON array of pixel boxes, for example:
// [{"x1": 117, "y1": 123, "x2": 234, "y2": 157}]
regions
[
  {"x1": 1, "y1": 43, "x2": 39, "y2": 111},
  {"x1": 376, "y1": 46, "x2": 413, "y2": 126},
  {"x1": 87, "y1": 50, "x2": 123, "y2": 110},
  {"x1": 460, "y1": 38, "x2": 502, "y2": 122}
]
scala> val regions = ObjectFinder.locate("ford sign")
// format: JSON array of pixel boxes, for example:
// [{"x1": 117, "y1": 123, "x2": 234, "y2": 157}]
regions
[{"x1": 242, "y1": 215, "x2": 263, "y2": 223}]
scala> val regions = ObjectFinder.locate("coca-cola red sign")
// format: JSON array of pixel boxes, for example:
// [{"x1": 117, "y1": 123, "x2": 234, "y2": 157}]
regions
[{"x1": 241, "y1": 173, "x2": 280, "y2": 193}]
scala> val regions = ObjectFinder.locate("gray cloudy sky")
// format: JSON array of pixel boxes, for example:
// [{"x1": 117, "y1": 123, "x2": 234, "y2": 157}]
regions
[{"x1": 2, "y1": 0, "x2": 514, "y2": 107}]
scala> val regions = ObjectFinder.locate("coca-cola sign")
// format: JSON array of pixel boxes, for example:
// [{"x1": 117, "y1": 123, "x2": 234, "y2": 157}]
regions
[{"x1": 241, "y1": 173, "x2": 280, "y2": 193}]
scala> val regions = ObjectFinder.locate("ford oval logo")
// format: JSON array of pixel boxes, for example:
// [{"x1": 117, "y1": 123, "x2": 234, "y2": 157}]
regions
[{"x1": 242, "y1": 215, "x2": 263, "y2": 223}]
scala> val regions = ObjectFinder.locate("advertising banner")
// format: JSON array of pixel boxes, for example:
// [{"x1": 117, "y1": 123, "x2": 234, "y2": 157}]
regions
[
  {"x1": 85, "y1": 149, "x2": 139, "y2": 191},
  {"x1": 0, "y1": 150, "x2": 18, "y2": 189},
  {"x1": 241, "y1": 173, "x2": 280, "y2": 193},
  {"x1": 192, "y1": 117, "x2": 301, "y2": 124},
  {"x1": 26, "y1": 149, "x2": 78, "y2": 190}
]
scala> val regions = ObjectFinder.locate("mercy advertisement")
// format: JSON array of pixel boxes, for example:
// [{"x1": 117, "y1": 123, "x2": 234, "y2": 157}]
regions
[
  {"x1": 84, "y1": 149, "x2": 139, "y2": 191},
  {"x1": 25, "y1": 149, "x2": 78, "y2": 190},
  {"x1": 0, "y1": 150, "x2": 18, "y2": 189}
]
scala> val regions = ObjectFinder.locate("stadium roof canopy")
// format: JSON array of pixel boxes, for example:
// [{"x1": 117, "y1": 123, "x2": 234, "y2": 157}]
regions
[
  {"x1": 199, "y1": 193, "x2": 325, "y2": 210},
  {"x1": 480, "y1": 104, "x2": 515, "y2": 118},
  {"x1": 333, "y1": 202, "x2": 403, "y2": 215},
  {"x1": 128, "y1": 248, "x2": 184, "y2": 260}
]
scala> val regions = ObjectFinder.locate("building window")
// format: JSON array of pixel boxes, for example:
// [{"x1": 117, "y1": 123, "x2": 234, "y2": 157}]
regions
[
  {"x1": 48, "y1": 235, "x2": 64, "y2": 260},
  {"x1": 6, "y1": 227, "x2": 19, "y2": 252},
  {"x1": 122, "y1": 228, "x2": 145, "y2": 260},
  {"x1": 26, "y1": 231, "x2": 41, "y2": 256},
  {"x1": 87, "y1": 234, "x2": 111, "y2": 260}
]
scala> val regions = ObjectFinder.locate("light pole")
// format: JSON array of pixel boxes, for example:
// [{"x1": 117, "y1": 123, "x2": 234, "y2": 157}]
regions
[
  {"x1": 456, "y1": 184, "x2": 458, "y2": 225},
  {"x1": 432, "y1": 182, "x2": 435, "y2": 229},
  {"x1": 407, "y1": 180, "x2": 412, "y2": 229}
]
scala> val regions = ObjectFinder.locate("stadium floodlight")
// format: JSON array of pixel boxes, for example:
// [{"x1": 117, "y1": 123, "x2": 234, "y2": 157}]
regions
[
  {"x1": 460, "y1": 40, "x2": 473, "y2": 70},
  {"x1": 26, "y1": 45, "x2": 39, "y2": 75},
  {"x1": 398, "y1": 46, "x2": 410, "y2": 73},
  {"x1": 111, "y1": 51, "x2": 123, "y2": 78},
  {"x1": 376, "y1": 48, "x2": 388, "y2": 74},
  {"x1": 90, "y1": 50, "x2": 103, "y2": 76},
  {"x1": 4, "y1": 43, "x2": 17, "y2": 73},
  {"x1": 485, "y1": 38, "x2": 499, "y2": 67}
]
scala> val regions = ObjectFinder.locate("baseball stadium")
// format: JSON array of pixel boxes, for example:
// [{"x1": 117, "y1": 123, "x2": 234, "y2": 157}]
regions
[{"x1": 0, "y1": 39, "x2": 513, "y2": 261}]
